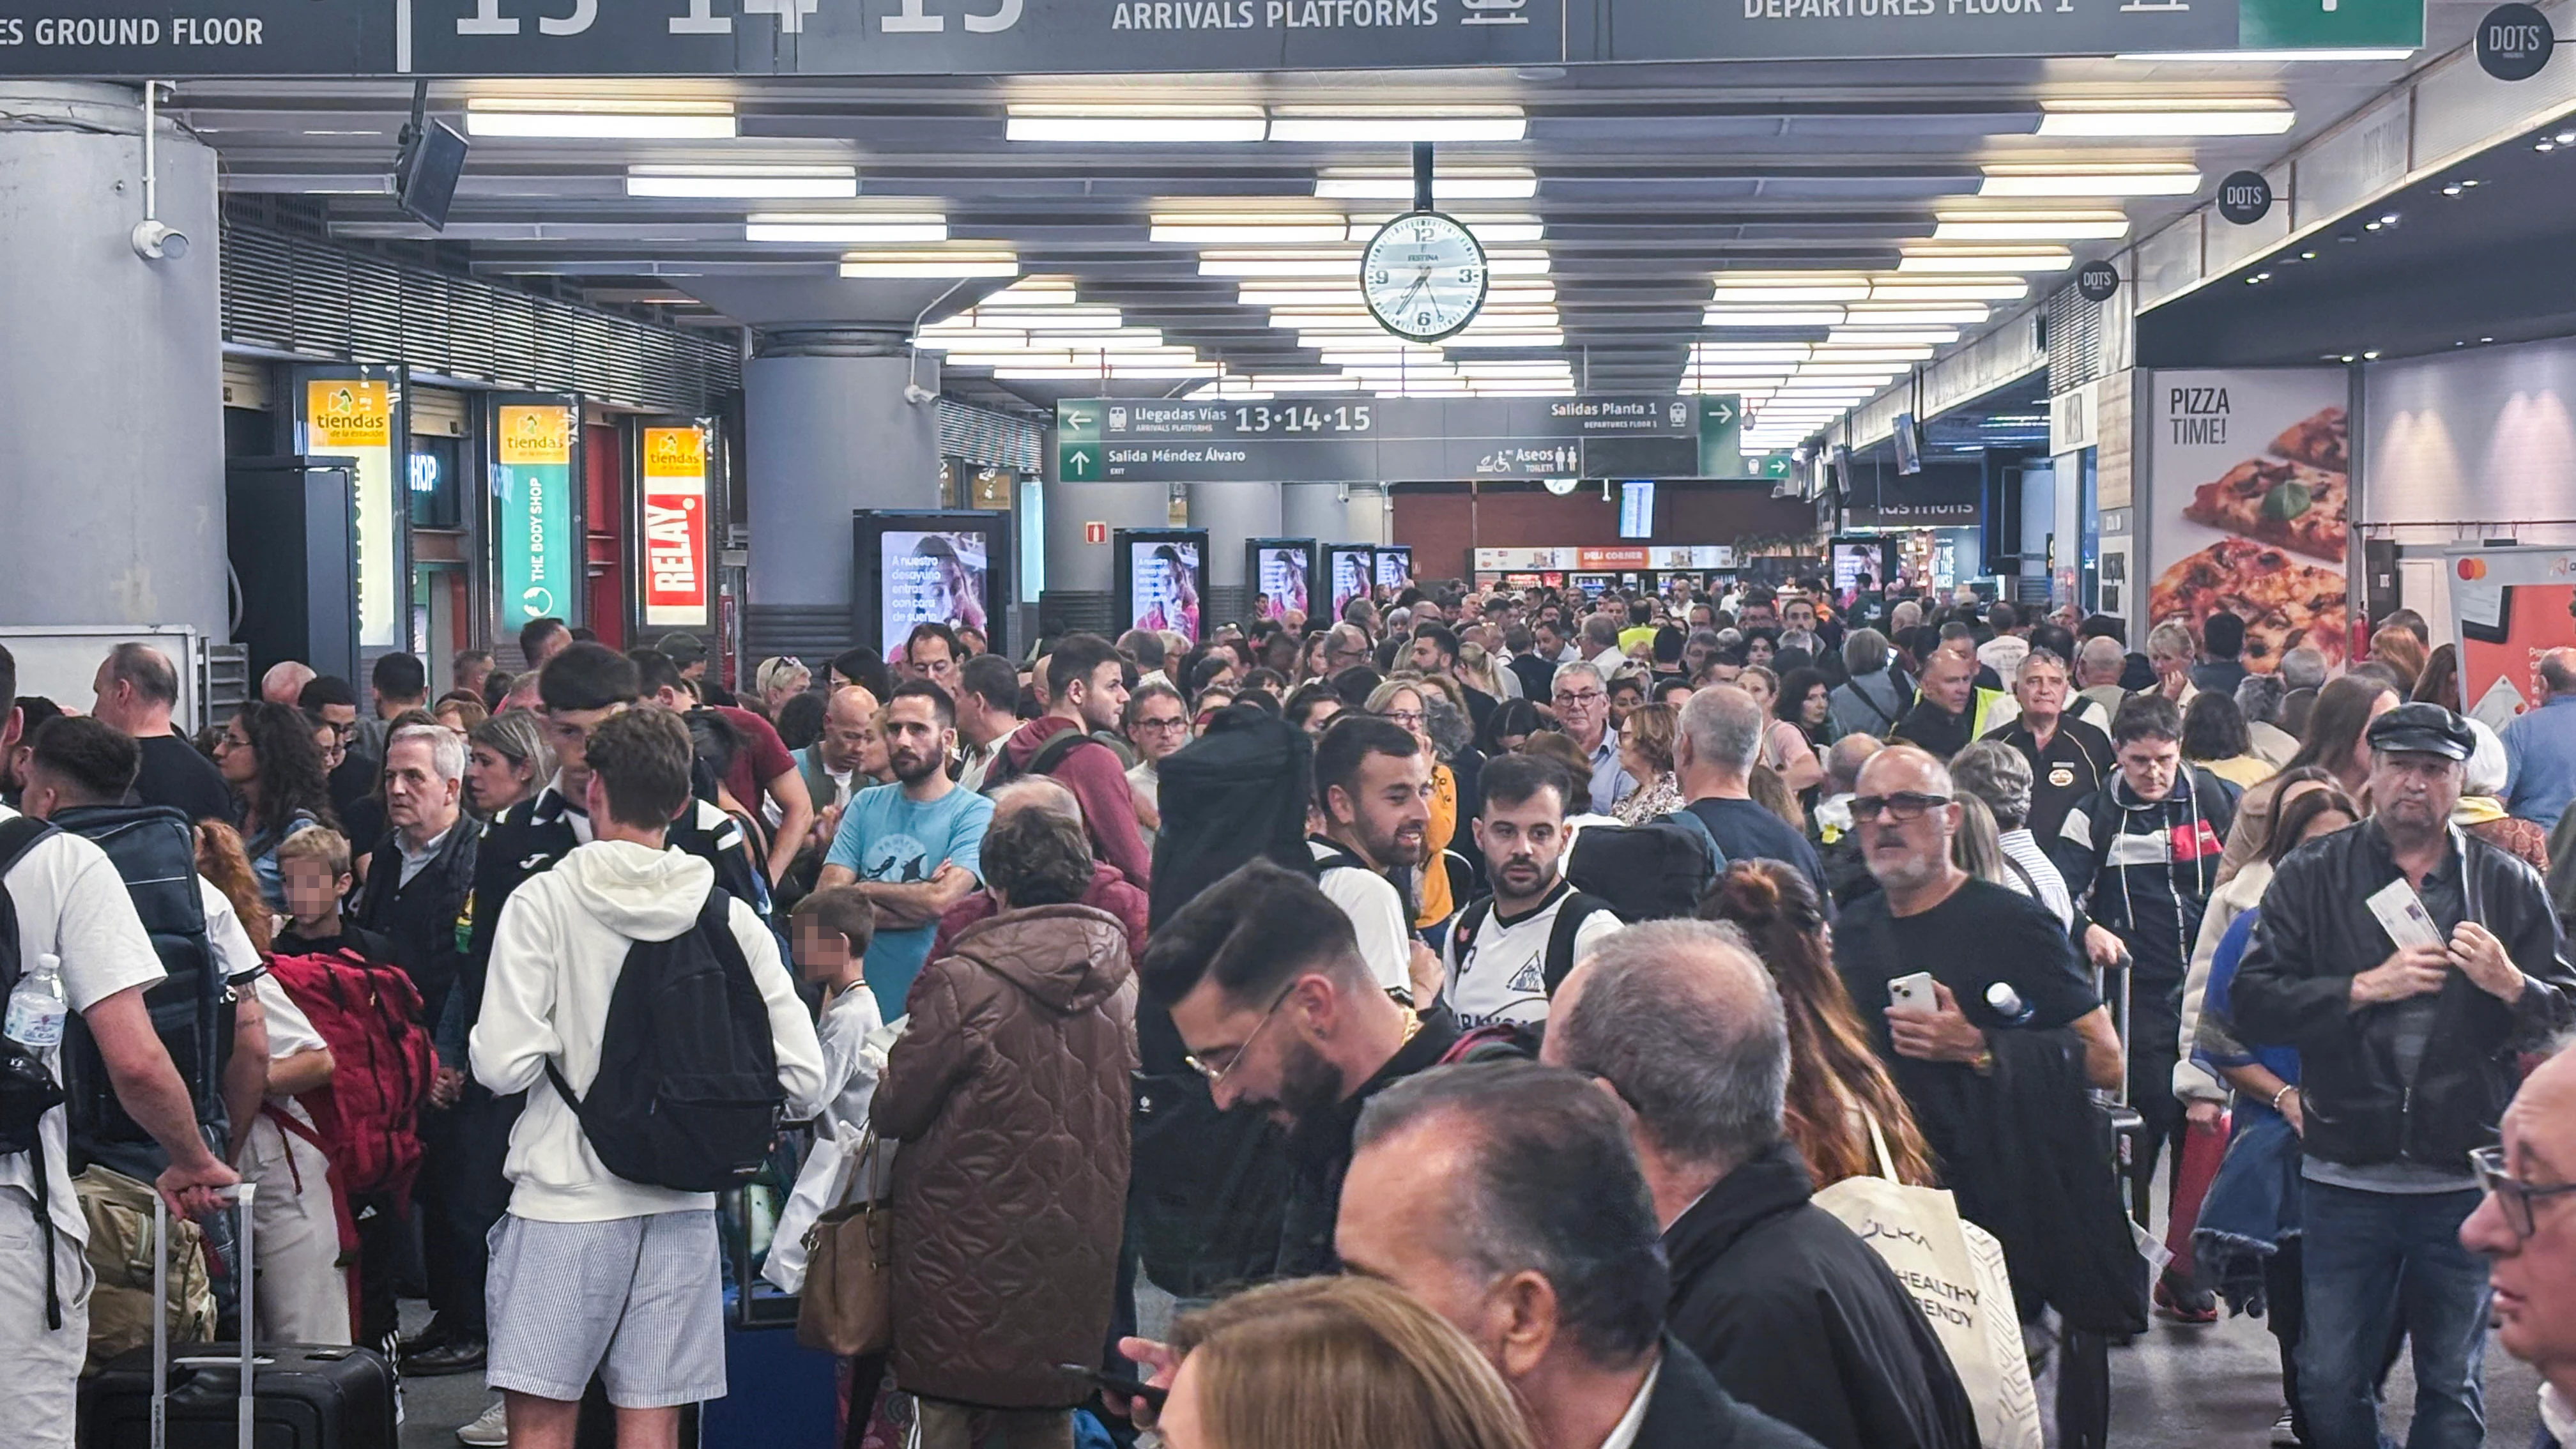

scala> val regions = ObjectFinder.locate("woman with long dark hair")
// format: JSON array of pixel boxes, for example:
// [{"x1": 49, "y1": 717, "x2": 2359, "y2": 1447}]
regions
[
  {"x1": 215, "y1": 700, "x2": 335, "y2": 910},
  {"x1": 2213, "y1": 673, "x2": 2399, "y2": 886},
  {"x1": 1696, "y1": 861, "x2": 1939, "y2": 1188}
]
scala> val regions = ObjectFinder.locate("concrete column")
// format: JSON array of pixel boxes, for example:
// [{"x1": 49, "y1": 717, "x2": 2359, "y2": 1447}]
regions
[
  {"x1": 739, "y1": 331, "x2": 941, "y2": 658},
  {"x1": 1043, "y1": 480, "x2": 1169, "y2": 594},
  {"x1": 1182, "y1": 480, "x2": 1282, "y2": 587},
  {"x1": 0, "y1": 82, "x2": 224, "y2": 634}
]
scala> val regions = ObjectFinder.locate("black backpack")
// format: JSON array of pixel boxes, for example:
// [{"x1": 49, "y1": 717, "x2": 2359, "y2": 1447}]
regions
[
  {"x1": 1566, "y1": 811, "x2": 1723, "y2": 923},
  {"x1": 979, "y1": 724, "x2": 1100, "y2": 797},
  {"x1": 0, "y1": 817, "x2": 73, "y2": 1328},
  {"x1": 49, "y1": 804, "x2": 227, "y2": 1176},
  {"x1": 545, "y1": 887, "x2": 783, "y2": 1193}
]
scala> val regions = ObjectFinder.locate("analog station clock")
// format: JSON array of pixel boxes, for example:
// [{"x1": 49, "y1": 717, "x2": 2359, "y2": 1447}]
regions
[{"x1": 1360, "y1": 211, "x2": 1487, "y2": 344}]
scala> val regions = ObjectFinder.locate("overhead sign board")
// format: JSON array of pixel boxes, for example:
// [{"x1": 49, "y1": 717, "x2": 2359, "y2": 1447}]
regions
[
  {"x1": 1055, "y1": 395, "x2": 1732, "y2": 484},
  {"x1": 0, "y1": 0, "x2": 2421, "y2": 74}
]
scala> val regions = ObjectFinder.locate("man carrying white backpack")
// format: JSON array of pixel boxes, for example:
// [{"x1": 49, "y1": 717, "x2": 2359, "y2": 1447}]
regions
[{"x1": 471, "y1": 706, "x2": 823, "y2": 1449}]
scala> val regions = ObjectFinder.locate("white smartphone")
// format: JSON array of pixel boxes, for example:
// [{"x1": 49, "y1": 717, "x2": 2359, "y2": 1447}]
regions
[{"x1": 1888, "y1": 971, "x2": 1938, "y2": 1014}]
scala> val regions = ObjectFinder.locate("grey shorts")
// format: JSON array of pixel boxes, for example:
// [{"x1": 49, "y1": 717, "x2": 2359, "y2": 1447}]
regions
[{"x1": 485, "y1": 1210, "x2": 725, "y2": 1409}]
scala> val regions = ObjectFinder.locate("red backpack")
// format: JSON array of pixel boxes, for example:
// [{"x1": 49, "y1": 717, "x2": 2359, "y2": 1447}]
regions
[{"x1": 264, "y1": 949, "x2": 437, "y2": 1200}]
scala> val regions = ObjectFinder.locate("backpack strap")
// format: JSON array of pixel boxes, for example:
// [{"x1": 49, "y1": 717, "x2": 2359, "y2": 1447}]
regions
[
  {"x1": 1656, "y1": 806, "x2": 1726, "y2": 874},
  {"x1": 0, "y1": 816, "x2": 57, "y2": 891},
  {"x1": 1027, "y1": 726, "x2": 1100, "y2": 779},
  {"x1": 1542, "y1": 893, "x2": 1616, "y2": 996},
  {"x1": 1446, "y1": 897, "x2": 1494, "y2": 986}
]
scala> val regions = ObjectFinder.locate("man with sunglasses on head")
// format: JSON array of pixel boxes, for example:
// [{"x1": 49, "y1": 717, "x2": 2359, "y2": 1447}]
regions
[
  {"x1": 2235, "y1": 703, "x2": 2576, "y2": 1449},
  {"x1": 2461, "y1": 1041, "x2": 2576, "y2": 1449}
]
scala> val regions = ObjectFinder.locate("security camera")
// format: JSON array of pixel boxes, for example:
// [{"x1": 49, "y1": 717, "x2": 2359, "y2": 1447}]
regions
[
  {"x1": 903, "y1": 383, "x2": 937, "y2": 406},
  {"x1": 132, "y1": 219, "x2": 189, "y2": 261}
]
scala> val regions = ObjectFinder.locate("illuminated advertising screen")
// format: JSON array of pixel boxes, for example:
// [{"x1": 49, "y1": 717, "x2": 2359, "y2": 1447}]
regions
[
  {"x1": 881, "y1": 530, "x2": 993, "y2": 655},
  {"x1": 1375, "y1": 546, "x2": 1412, "y2": 590},
  {"x1": 640, "y1": 424, "x2": 711, "y2": 628},
  {"x1": 304, "y1": 376, "x2": 404, "y2": 647},
  {"x1": 1119, "y1": 530, "x2": 1204, "y2": 642},
  {"x1": 1250, "y1": 540, "x2": 1314, "y2": 622},
  {"x1": 1329, "y1": 546, "x2": 1374, "y2": 620}
]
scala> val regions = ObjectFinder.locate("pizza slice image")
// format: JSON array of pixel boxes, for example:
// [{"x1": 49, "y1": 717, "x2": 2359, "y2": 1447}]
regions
[
  {"x1": 2182, "y1": 457, "x2": 2349, "y2": 562},
  {"x1": 2147, "y1": 538, "x2": 2349, "y2": 672},
  {"x1": 2269, "y1": 406, "x2": 2349, "y2": 473}
]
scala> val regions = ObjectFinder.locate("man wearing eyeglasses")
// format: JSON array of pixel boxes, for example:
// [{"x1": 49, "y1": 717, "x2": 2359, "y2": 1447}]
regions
[
  {"x1": 1139, "y1": 858, "x2": 1460, "y2": 1278},
  {"x1": 1551, "y1": 662, "x2": 1634, "y2": 816},
  {"x1": 2462, "y1": 1043, "x2": 2576, "y2": 1448},
  {"x1": 2235, "y1": 703, "x2": 2576, "y2": 1449}
]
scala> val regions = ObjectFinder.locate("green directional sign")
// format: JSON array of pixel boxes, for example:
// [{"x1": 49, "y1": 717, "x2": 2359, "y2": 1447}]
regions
[
  {"x1": 1695, "y1": 395, "x2": 1742, "y2": 479},
  {"x1": 2239, "y1": 0, "x2": 2421, "y2": 49},
  {"x1": 1054, "y1": 401, "x2": 1102, "y2": 483},
  {"x1": 1752, "y1": 451, "x2": 1797, "y2": 480}
]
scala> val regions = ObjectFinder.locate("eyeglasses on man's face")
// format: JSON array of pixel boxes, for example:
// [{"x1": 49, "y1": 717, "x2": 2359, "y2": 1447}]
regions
[
  {"x1": 1183, "y1": 981, "x2": 1297, "y2": 1087},
  {"x1": 1849, "y1": 792, "x2": 1951, "y2": 824},
  {"x1": 2471, "y1": 1145, "x2": 2576, "y2": 1241}
]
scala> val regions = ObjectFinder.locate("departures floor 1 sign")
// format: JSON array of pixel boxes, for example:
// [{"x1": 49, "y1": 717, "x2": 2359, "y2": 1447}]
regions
[
  {"x1": 1054, "y1": 395, "x2": 1752, "y2": 484},
  {"x1": 0, "y1": 0, "x2": 2422, "y2": 75}
]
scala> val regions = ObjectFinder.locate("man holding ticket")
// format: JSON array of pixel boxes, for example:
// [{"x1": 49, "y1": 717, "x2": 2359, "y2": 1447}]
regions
[{"x1": 2234, "y1": 702, "x2": 2576, "y2": 1449}]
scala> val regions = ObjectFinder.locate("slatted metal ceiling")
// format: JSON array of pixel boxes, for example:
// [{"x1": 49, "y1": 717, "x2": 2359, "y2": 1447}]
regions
[{"x1": 220, "y1": 221, "x2": 742, "y2": 413}]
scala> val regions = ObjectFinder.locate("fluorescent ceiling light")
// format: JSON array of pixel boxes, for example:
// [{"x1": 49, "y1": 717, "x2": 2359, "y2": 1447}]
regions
[
  {"x1": 1006, "y1": 105, "x2": 1268, "y2": 142},
  {"x1": 1317, "y1": 168, "x2": 1538, "y2": 200},
  {"x1": 749, "y1": 212, "x2": 947, "y2": 243},
  {"x1": 1897, "y1": 249, "x2": 2074, "y2": 273},
  {"x1": 1443, "y1": 332, "x2": 1566, "y2": 348},
  {"x1": 1867, "y1": 280, "x2": 2025, "y2": 302},
  {"x1": 840, "y1": 250, "x2": 1018, "y2": 278},
  {"x1": 466, "y1": 98, "x2": 735, "y2": 139},
  {"x1": 1807, "y1": 347, "x2": 1936, "y2": 362},
  {"x1": 1979, "y1": 165, "x2": 2200, "y2": 197},
  {"x1": 1845, "y1": 305, "x2": 1991, "y2": 325},
  {"x1": 2036, "y1": 100, "x2": 2295, "y2": 137},
  {"x1": 2114, "y1": 47, "x2": 2414, "y2": 61},
  {"x1": 1704, "y1": 307, "x2": 1848, "y2": 326},
  {"x1": 1347, "y1": 215, "x2": 1545, "y2": 244},
  {"x1": 1253, "y1": 376, "x2": 1362, "y2": 392},
  {"x1": 1268, "y1": 106, "x2": 1526, "y2": 142},
  {"x1": 1712, "y1": 282, "x2": 1872, "y2": 303},
  {"x1": 1151, "y1": 214, "x2": 1349, "y2": 244},
  {"x1": 1199, "y1": 249, "x2": 1362, "y2": 277},
  {"x1": 1824, "y1": 332, "x2": 1955, "y2": 348},
  {"x1": 627, "y1": 165, "x2": 857, "y2": 199},
  {"x1": 1933, "y1": 212, "x2": 2130, "y2": 241}
]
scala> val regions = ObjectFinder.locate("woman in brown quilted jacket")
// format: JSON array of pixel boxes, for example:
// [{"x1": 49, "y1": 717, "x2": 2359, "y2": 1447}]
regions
[{"x1": 871, "y1": 802, "x2": 1140, "y2": 1449}]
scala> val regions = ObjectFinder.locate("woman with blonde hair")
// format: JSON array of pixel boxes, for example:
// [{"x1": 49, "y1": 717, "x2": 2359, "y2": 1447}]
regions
[
  {"x1": 1613, "y1": 702, "x2": 1684, "y2": 824},
  {"x1": 194, "y1": 820, "x2": 273, "y2": 954},
  {"x1": 1735, "y1": 666, "x2": 1825, "y2": 793},
  {"x1": 1697, "y1": 861, "x2": 1939, "y2": 1188},
  {"x1": 1367, "y1": 677, "x2": 1464, "y2": 928},
  {"x1": 754, "y1": 655, "x2": 813, "y2": 713},
  {"x1": 1159, "y1": 1276, "x2": 1535, "y2": 1449}
]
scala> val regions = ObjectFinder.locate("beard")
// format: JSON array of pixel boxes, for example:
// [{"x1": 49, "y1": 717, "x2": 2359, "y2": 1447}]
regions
[
  {"x1": 1274, "y1": 1036, "x2": 1349, "y2": 1128},
  {"x1": 891, "y1": 746, "x2": 943, "y2": 785}
]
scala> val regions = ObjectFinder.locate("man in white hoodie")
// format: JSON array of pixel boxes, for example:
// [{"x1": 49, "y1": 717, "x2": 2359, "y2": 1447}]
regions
[{"x1": 471, "y1": 707, "x2": 824, "y2": 1449}]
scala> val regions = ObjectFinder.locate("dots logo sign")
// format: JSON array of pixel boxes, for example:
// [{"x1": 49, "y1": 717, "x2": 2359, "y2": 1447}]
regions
[{"x1": 642, "y1": 426, "x2": 710, "y2": 625}]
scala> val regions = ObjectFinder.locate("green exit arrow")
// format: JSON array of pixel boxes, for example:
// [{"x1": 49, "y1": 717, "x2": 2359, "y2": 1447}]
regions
[
  {"x1": 1762, "y1": 453, "x2": 1794, "y2": 477},
  {"x1": 1696, "y1": 395, "x2": 1742, "y2": 477},
  {"x1": 1057, "y1": 442, "x2": 1102, "y2": 481}
]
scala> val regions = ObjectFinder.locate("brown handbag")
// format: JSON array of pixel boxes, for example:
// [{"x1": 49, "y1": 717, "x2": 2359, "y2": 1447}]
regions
[{"x1": 795, "y1": 1130, "x2": 896, "y2": 1356}]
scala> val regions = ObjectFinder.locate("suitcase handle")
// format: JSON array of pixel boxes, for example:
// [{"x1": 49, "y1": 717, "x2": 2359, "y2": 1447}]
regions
[{"x1": 152, "y1": 1183, "x2": 256, "y2": 1449}]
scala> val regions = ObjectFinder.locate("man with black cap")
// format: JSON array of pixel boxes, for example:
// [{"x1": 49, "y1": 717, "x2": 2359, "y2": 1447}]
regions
[
  {"x1": 2235, "y1": 701, "x2": 2576, "y2": 1449},
  {"x1": 657, "y1": 630, "x2": 735, "y2": 705}
]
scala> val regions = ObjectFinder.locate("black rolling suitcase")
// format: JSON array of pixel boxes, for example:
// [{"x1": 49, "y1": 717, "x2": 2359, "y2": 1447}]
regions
[
  {"x1": 79, "y1": 1183, "x2": 397, "y2": 1449},
  {"x1": 2095, "y1": 953, "x2": 2156, "y2": 1227}
]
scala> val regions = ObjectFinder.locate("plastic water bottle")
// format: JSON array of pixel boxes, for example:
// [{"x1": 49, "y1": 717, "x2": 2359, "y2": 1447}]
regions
[
  {"x1": 1985, "y1": 981, "x2": 2035, "y2": 1027},
  {"x1": 4, "y1": 953, "x2": 68, "y2": 1049}
]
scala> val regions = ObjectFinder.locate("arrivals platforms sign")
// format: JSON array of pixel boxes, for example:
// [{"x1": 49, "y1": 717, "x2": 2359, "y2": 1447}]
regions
[
  {"x1": 641, "y1": 425, "x2": 712, "y2": 628},
  {"x1": 303, "y1": 378, "x2": 402, "y2": 650},
  {"x1": 494, "y1": 401, "x2": 577, "y2": 627},
  {"x1": 0, "y1": 0, "x2": 2418, "y2": 75},
  {"x1": 1055, "y1": 395, "x2": 1738, "y2": 484}
]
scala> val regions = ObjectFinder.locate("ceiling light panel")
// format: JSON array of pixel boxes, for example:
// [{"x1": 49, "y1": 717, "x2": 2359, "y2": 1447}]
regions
[
  {"x1": 2035, "y1": 100, "x2": 2296, "y2": 136},
  {"x1": 1150, "y1": 214, "x2": 1350, "y2": 243},
  {"x1": 748, "y1": 212, "x2": 947, "y2": 243},
  {"x1": 627, "y1": 164, "x2": 857, "y2": 199},
  {"x1": 1977, "y1": 165, "x2": 2201, "y2": 197},
  {"x1": 1267, "y1": 106, "x2": 1526, "y2": 142},
  {"x1": 466, "y1": 98, "x2": 735, "y2": 139},
  {"x1": 841, "y1": 250, "x2": 1017, "y2": 277},
  {"x1": 1317, "y1": 168, "x2": 1538, "y2": 200},
  {"x1": 1896, "y1": 249, "x2": 2074, "y2": 272},
  {"x1": 1703, "y1": 307, "x2": 1848, "y2": 326},
  {"x1": 1932, "y1": 211, "x2": 2131, "y2": 240},
  {"x1": 1006, "y1": 104, "x2": 1268, "y2": 142}
]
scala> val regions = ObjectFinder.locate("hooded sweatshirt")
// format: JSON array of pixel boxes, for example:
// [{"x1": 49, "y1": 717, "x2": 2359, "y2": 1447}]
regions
[
  {"x1": 995, "y1": 716, "x2": 1153, "y2": 886},
  {"x1": 471, "y1": 839, "x2": 826, "y2": 1222}
]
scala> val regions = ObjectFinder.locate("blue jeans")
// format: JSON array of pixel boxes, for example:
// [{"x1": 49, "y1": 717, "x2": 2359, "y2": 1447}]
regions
[{"x1": 2297, "y1": 1181, "x2": 2491, "y2": 1449}]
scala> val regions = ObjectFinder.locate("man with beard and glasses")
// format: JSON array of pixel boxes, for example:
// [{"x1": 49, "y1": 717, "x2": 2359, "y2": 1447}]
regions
[
  {"x1": 1311, "y1": 716, "x2": 1441, "y2": 1005},
  {"x1": 820, "y1": 679, "x2": 997, "y2": 1019},
  {"x1": 1441, "y1": 753, "x2": 1625, "y2": 1031},
  {"x1": 1139, "y1": 859, "x2": 1462, "y2": 1278}
]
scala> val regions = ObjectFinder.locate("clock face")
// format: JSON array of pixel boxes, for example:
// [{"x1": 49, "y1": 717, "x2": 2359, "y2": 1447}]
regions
[{"x1": 1361, "y1": 211, "x2": 1488, "y2": 344}]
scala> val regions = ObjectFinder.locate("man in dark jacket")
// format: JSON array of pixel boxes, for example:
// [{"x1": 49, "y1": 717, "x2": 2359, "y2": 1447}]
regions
[
  {"x1": 355, "y1": 723, "x2": 477, "y2": 1029},
  {"x1": 1140, "y1": 859, "x2": 1456, "y2": 1278},
  {"x1": 2050, "y1": 691, "x2": 2234, "y2": 1317},
  {"x1": 1545, "y1": 920, "x2": 1980, "y2": 1449},
  {"x1": 873, "y1": 803, "x2": 1138, "y2": 1449},
  {"x1": 1335, "y1": 1061, "x2": 1821, "y2": 1449},
  {"x1": 2234, "y1": 703, "x2": 2576, "y2": 1449}
]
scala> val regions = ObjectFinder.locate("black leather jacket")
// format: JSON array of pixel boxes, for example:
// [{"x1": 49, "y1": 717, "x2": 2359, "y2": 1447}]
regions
[{"x1": 2233, "y1": 820, "x2": 2576, "y2": 1170}]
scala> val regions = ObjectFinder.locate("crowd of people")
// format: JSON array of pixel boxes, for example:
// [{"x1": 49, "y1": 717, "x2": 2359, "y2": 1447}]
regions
[{"x1": 2, "y1": 572, "x2": 2575, "y2": 1449}]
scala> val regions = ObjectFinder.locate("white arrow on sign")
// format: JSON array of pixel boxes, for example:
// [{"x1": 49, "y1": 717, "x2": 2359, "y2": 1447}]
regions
[
  {"x1": 1064, "y1": 450, "x2": 1094, "y2": 477},
  {"x1": 1064, "y1": 408, "x2": 1097, "y2": 429},
  {"x1": 1706, "y1": 401, "x2": 1735, "y2": 426}
]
